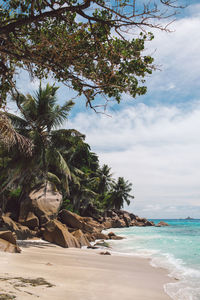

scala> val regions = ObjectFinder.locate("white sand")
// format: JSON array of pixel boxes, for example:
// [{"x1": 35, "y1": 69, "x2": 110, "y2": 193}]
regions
[{"x1": 0, "y1": 240, "x2": 173, "y2": 300}]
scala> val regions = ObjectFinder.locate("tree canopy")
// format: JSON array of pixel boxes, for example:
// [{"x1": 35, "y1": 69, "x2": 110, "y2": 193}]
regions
[
  {"x1": 0, "y1": 83, "x2": 134, "y2": 215},
  {"x1": 0, "y1": 84, "x2": 74, "y2": 199},
  {"x1": 0, "y1": 0, "x2": 183, "y2": 109}
]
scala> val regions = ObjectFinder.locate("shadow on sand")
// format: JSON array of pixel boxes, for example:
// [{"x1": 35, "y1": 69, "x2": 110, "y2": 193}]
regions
[{"x1": 17, "y1": 240, "x2": 57, "y2": 249}]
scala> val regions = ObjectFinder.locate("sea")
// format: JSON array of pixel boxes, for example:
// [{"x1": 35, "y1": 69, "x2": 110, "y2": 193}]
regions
[{"x1": 106, "y1": 219, "x2": 200, "y2": 300}]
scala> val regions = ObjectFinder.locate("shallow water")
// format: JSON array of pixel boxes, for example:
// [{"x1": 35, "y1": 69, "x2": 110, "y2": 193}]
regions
[{"x1": 107, "y1": 219, "x2": 200, "y2": 300}]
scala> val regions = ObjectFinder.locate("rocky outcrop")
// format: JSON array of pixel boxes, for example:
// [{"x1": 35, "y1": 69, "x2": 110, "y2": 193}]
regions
[
  {"x1": 19, "y1": 212, "x2": 39, "y2": 230},
  {"x1": 0, "y1": 238, "x2": 21, "y2": 253},
  {"x1": 2, "y1": 215, "x2": 37, "y2": 240},
  {"x1": 2, "y1": 191, "x2": 156, "y2": 251},
  {"x1": 59, "y1": 209, "x2": 87, "y2": 231},
  {"x1": 82, "y1": 217, "x2": 104, "y2": 232},
  {"x1": 58, "y1": 209, "x2": 103, "y2": 234},
  {"x1": 0, "y1": 230, "x2": 21, "y2": 253},
  {"x1": 102, "y1": 210, "x2": 155, "y2": 229},
  {"x1": 156, "y1": 221, "x2": 169, "y2": 227},
  {"x1": 42, "y1": 219, "x2": 80, "y2": 248},
  {"x1": 111, "y1": 218, "x2": 126, "y2": 228},
  {"x1": 130, "y1": 217, "x2": 154, "y2": 227},
  {"x1": 0, "y1": 230, "x2": 17, "y2": 244},
  {"x1": 107, "y1": 232, "x2": 124, "y2": 240},
  {"x1": 71, "y1": 229, "x2": 90, "y2": 247},
  {"x1": 18, "y1": 182, "x2": 62, "y2": 226},
  {"x1": 91, "y1": 232, "x2": 109, "y2": 240}
]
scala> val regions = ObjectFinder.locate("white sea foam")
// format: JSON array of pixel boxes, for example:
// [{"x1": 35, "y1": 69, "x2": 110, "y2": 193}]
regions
[
  {"x1": 108, "y1": 231, "x2": 200, "y2": 300},
  {"x1": 109, "y1": 248, "x2": 159, "y2": 258},
  {"x1": 148, "y1": 250, "x2": 200, "y2": 299},
  {"x1": 109, "y1": 241, "x2": 200, "y2": 299},
  {"x1": 165, "y1": 282, "x2": 200, "y2": 300},
  {"x1": 112, "y1": 247, "x2": 200, "y2": 300}
]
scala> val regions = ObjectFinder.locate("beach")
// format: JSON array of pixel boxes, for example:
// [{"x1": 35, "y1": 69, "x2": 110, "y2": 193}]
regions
[{"x1": 0, "y1": 240, "x2": 173, "y2": 300}]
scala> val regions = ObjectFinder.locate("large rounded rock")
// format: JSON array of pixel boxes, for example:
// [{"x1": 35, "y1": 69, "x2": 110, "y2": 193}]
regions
[
  {"x1": 59, "y1": 209, "x2": 83, "y2": 229},
  {"x1": 59, "y1": 209, "x2": 95, "y2": 233},
  {"x1": 42, "y1": 220, "x2": 80, "y2": 248},
  {"x1": 0, "y1": 230, "x2": 17, "y2": 245},
  {"x1": 19, "y1": 182, "x2": 62, "y2": 226},
  {"x1": 0, "y1": 238, "x2": 21, "y2": 253},
  {"x1": 0, "y1": 230, "x2": 21, "y2": 253}
]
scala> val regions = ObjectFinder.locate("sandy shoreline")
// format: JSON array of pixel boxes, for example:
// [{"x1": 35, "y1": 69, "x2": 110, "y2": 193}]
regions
[{"x1": 0, "y1": 240, "x2": 173, "y2": 300}]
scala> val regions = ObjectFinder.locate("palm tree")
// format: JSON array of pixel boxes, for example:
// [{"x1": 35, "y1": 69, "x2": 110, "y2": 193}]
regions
[
  {"x1": 15, "y1": 83, "x2": 74, "y2": 134},
  {"x1": 51, "y1": 130, "x2": 100, "y2": 213},
  {"x1": 90, "y1": 164, "x2": 114, "y2": 194},
  {"x1": 0, "y1": 83, "x2": 74, "y2": 205},
  {"x1": 109, "y1": 177, "x2": 134, "y2": 210}
]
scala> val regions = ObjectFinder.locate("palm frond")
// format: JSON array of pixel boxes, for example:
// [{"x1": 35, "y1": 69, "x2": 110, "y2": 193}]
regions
[
  {"x1": 46, "y1": 148, "x2": 71, "y2": 194},
  {"x1": 0, "y1": 112, "x2": 33, "y2": 155},
  {"x1": 6, "y1": 112, "x2": 28, "y2": 129},
  {"x1": 0, "y1": 157, "x2": 35, "y2": 193},
  {"x1": 47, "y1": 172, "x2": 61, "y2": 187},
  {"x1": 81, "y1": 188, "x2": 97, "y2": 197},
  {"x1": 71, "y1": 173, "x2": 81, "y2": 187},
  {"x1": 73, "y1": 167, "x2": 85, "y2": 176},
  {"x1": 61, "y1": 177, "x2": 70, "y2": 196},
  {"x1": 49, "y1": 100, "x2": 74, "y2": 129},
  {"x1": 57, "y1": 151, "x2": 71, "y2": 179}
]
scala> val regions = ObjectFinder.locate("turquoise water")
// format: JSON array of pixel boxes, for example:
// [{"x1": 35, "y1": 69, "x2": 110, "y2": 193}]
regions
[{"x1": 107, "y1": 219, "x2": 200, "y2": 300}]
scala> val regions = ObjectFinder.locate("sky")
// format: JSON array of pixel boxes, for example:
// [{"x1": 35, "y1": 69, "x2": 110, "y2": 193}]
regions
[{"x1": 12, "y1": 0, "x2": 200, "y2": 219}]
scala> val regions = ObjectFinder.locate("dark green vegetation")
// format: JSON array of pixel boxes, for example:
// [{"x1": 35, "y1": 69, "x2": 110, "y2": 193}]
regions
[
  {"x1": 0, "y1": 294, "x2": 16, "y2": 300},
  {"x1": 0, "y1": 276, "x2": 54, "y2": 300},
  {"x1": 0, "y1": 84, "x2": 134, "y2": 216},
  {"x1": 0, "y1": 0, "x2": 182, "y2": 108},
  {"x1": 0, "y1": 277, "x2": 54, "y2": 288}
]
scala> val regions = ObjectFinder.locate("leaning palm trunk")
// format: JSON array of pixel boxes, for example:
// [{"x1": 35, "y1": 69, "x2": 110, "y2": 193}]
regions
[{"x1": 0, "y1": 112, "x2": 33, "y2": 155}]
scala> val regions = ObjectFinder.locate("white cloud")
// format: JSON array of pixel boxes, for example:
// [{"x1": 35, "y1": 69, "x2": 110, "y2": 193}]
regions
[
  {"x1": 144, "y1": 4, "x2": 200, "y2": 97},
  {"x1": 67, "y1": 101, "x2": 200, "y2": 218}
]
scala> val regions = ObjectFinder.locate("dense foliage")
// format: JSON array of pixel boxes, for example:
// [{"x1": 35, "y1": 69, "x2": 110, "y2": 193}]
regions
[
  {"x1": 0, "y1": 84, "x2": 134, "y2": 215},
  {"x1": 0, "y1": 0, "x2": 182, "y2": 108},
  {"x1": 0, "y1": 0, "x2": 183, "y2": 215}
]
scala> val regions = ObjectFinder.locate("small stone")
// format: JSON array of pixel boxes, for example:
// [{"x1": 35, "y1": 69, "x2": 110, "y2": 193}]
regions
[{"x1": 99, "y1": 251, "x2": 111, "y2": 255}]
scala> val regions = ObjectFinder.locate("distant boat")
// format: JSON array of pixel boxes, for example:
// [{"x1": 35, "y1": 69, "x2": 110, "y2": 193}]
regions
[{"x1": 185, "y1": 216, "x2": 194, "y2": 220}]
